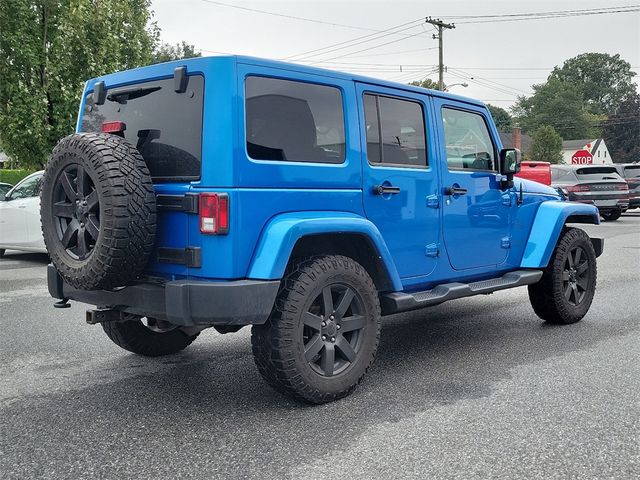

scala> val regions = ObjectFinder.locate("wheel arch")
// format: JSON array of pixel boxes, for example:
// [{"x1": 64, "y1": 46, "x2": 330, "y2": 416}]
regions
[
  {"x1": 521, "y1": 201, "x2": 600, "y2": 269},
  {"x1": 246, "y1": 212, "x2": 402, "y2": 292}
]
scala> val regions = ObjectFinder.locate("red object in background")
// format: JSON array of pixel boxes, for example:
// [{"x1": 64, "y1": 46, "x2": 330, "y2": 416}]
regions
[
  {"x1": 571, "y1": 149, "x2": 593, "y2": 164},
  {"x1": 514, "y1": 161, "x2": 551, "y2": 186}
]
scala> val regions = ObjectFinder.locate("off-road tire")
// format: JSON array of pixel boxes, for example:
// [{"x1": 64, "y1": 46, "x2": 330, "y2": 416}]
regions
[
  {"x1": 528, "y1": 227, "x2": 597, "y2": 324},
  {"x1": 41, "y1": 133, "x2": 156, "y2": 290},
  {"x1": 102, "y1": 317, "x2": 199, "y2": 357},
  {"x1": 251, "y1": 255, "x2": 381, "y2": 404},
  {"x1": 601, "y1": 209, "x2": 621, "y2": 222}
]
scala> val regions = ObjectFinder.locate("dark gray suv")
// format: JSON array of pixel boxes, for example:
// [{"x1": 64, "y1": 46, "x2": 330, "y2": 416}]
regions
[
  {"x1": 613, "y1": 163, "x2": 640, "y2": 210},
  {"x1": 551, "y1": 165, "x2": 629, "y2": 221}
]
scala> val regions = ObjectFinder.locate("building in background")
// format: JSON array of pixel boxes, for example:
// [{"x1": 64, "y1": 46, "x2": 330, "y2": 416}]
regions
[
  {"x1": 561, "y1": 139, "x2": 612, "y2": 165},
  {"x1": 499, "y1": 127, "x2": 532, "y2": 154}
]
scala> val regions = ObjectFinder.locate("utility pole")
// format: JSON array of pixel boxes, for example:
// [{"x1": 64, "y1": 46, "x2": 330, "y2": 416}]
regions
[{"x1": 426, "y1": 17, "x2": 455, "y2": 91}]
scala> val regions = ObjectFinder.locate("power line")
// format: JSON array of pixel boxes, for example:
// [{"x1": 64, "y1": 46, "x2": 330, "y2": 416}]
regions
[
  {"x1": 426, "y1": 17, "x2": 455, "y2": 90},
  {"x1": 290, "y1": 23, "x2": 428, "y2": 62},
  {"x1": 444, "y1": 5, "x2": 639, "y2": 19},
  {"x1": 455, "y1": 7, "x2": 640, "y2": 24},
  {"x1": 199, "y1": 0, "x2": 400, "y2": 32},
  {"x1": 304, "y1": 28, "x2": 435, "y2": 65}
]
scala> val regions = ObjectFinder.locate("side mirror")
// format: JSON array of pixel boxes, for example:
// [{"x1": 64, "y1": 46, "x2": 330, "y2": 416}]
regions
[
  {"x1": 500, "y1": 148, "x2": 521, "y2": 175},
  {"x1": 499, "y1": 148, "x2": 521, "y2": 189}
]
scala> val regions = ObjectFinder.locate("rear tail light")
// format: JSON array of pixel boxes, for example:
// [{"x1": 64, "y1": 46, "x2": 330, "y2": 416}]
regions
[
  {"x1": 566, "y1": 184, "x2": 591, "y2": 192},
  {"x1": 615, "y1": 183, "x2": 629, "y2": 191},
  {"x1": 101, "y1": 121, "x2": 126, "y2": 134},
  {"x1": 199, "y1": 193, "x2": 229, "y2": 235}
]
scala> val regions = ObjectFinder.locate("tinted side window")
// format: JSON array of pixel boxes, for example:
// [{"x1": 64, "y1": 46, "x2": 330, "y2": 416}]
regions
[
  {"x1": 82, "y1": 76, "x2": 204, "y2": 181},
  {"x1": 9, "y1": 175, "x2": 42, "y2": 199},
  {"x1": 245, "y1": 76, "x2": 345, "y2": 163},
  {"x1": 551, "y1": 168, "x2": 577, "y2": 182},
  {"x1": 364, "y1": 93, "x2": 427, "y2": 167},
  {"x1": 442, "y1": 108, "x2": 496, "y2": 171}
]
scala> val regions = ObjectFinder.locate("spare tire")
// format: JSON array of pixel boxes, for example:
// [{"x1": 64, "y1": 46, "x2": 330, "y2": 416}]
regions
[{"x1": 41, "y1": 133, "x2": 156, "y2": 290}]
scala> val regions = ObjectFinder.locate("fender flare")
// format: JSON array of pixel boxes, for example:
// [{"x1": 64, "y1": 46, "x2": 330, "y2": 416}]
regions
[
  {"x1": 247, "y1": 211, "x2": 403, "y2": 291},
  {"x1": 521, "y1": 201, "x2": 600, "y2": 268}
]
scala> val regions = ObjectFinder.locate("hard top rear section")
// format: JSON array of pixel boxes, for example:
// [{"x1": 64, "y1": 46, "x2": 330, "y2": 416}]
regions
[{"x1": 78, "y1": 57, "x2": 238, "y2": 280}]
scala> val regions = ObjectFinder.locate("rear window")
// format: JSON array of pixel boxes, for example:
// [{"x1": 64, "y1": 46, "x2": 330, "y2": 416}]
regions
[
  {"x1": 576, "y1": 167, "x2": 617, "y2": 175},
  {"x1": 81, "y1": 75, "x2": 204, "y2": 181},
  {"x1": 623, "y1": 165, "x2": 640, "y2": 178},
  {"x1": 551, "y1": 167, "x2": 577, "y2": 181}
]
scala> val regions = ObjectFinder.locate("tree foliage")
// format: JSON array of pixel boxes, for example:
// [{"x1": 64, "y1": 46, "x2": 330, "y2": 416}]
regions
[
  {"x1": 409, "y1": 78, "x2": 440, "y2": 90},
  {"x1": 550, "y1": 53, "x2": 637, "y2": 115},
  {"x1": 528, "y1": 125, "x2": 563, "y2": 164},
  {"x1": 512, "y1": 78, "x2": 593, "y2": 140},
  {"x1": 602, "y1": 93, "x2": 640, "y2": 164},
  {"x1": 151, "y1": 41, "x2": 201, "y2": 64},
  {"x1": 0, "y1": 0, "x2": 159, "y2": 169},
  {"x1": 487, "y1": 104, "x2": 512, "y2": 132}
]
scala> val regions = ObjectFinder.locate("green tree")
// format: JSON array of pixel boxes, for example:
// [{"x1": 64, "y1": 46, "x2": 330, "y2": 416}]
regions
[
  {"x1": 409, "y1": 78, "x2": 441, "y2": 90},
  {"x1": 151, "y1": 41, "x2": 201, "y2": 64},
  {"x1": 0, "y1": 0, "x2": 159, "y2": 169},
  {"x1": 512, "y1": 78, "x2": 592, "y2": 140},
  {"x1": 487, "y1": 104, "x2": 512, "y2": 132},
  {"x1": 549, "y1": 53, "x2": 637, "y2": 115},
  {"x1": 602, "y1": 94, "x2": 640, "y2": 163},
  {"x1": 528, "y1": 125, "x2": 563, "y2": 164}
]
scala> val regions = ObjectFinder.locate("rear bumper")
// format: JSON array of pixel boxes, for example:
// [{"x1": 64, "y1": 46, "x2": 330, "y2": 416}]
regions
[
  {"x1": 571, "y1": 198, "x2": 629, "y2": 211},
  {"x1": 47, "y1": 265, "x2": 279, "y2": 326}
]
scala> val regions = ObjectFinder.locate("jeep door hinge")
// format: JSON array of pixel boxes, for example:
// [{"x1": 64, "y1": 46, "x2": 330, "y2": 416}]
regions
[
  {"x1": 426, "y1": 194, "x2": 440, "y2": 209},
  {"x1": 425, "y1": 243, "x2": 440, "y2": 257},
  {"x1": 501, "y1": 237, "x2": 511, "y2": 249}
]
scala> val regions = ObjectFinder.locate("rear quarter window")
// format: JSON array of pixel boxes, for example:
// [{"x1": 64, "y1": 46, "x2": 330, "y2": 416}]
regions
[{"x1": 81, "y1": 75, "x2": 204, "y2": 181}]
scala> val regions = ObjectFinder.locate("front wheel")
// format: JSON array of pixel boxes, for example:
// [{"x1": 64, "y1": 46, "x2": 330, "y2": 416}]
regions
[
  {"x1": 601, "y1": 209, "x2": 621, "y2": 221},
  {"x1": 528, "y1": 228, "x2": 597, "y2": 324},
  {"x1": 251, "y1": 255, "x2": 381, "y2": 404},
  {"x1": 102, "y1": 315, "x2": 199, "y2": 357}
]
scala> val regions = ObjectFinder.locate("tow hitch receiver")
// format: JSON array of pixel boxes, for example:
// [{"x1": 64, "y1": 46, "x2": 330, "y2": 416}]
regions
[{"x1": 86, "y1": 309, "x2": 121, "y2": 325}]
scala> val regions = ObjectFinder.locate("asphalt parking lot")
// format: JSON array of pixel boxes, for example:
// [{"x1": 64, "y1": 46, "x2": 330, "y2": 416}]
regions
[{"x1": 1, "y1": 213, "x2": 639, "y2": 479}]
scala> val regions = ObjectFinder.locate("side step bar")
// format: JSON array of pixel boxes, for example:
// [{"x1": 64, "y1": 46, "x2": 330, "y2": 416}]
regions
[{"x1": 381, "y1": 269, "x2": 543, "y2": 315}]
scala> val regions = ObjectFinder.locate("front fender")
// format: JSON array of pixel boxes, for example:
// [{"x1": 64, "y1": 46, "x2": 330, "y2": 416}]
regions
[
  {"x1": 521, "y1": 201, "x2": 600, "y2": 268},
  {"x1": 247, "y1": 211, "x2": 403, "y2": 291}
]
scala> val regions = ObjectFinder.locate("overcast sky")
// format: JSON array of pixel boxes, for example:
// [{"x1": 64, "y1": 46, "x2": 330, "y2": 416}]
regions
[{"x1": 150, "y1": 0, "x2": 640, "y2": 109}]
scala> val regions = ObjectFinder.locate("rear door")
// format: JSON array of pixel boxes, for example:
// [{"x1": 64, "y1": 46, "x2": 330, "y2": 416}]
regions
[
  {"x1": 0, "y1": 174, "x2": 41, "y2": 246},
  {"x1": 357, "y1": 83, "x2": 440, "y2": 280},
  {"x1": 433, "y1": 99, "x2": 512, "y2": 270},
  {"x1": 80, "y1": 74, "x2": 205, "y2": 277}
]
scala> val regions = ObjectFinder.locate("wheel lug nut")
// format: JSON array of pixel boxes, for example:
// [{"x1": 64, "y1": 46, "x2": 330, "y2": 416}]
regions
[
  {"x1": 330, "y1": 337, "x2": 335, "y2": 342},
  {"x1": 321, "y1": 335, "x2": 326, "y2": 340},
  {"x1": 321, "y1": 321, "x2": 326, "y2": 327},
  {"x1": 336, "y1": 324, "x2": 341, "y2": 329},
  {"x1": 330, "y1": 315, "x2": 334, "y2": 320}
]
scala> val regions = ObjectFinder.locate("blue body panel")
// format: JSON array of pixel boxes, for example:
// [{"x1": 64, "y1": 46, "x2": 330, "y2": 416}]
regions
[
  {"x1": 76, "y1": 55, "x2": 601, "y2": 293},
  {"x1": 247, "y1": 211, "x2": 403, "y2": 291},
  {"x1": 521, "y1": 201, "x2": 600, "y2": 268}
]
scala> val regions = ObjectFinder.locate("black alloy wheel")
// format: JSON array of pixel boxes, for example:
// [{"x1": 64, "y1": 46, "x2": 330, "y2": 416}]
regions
[
  {"x1": 302, "y1": 283, "x2": 367, "y2": 377},
  {"x1": 562, "y1": 246, "x2": 589, "y2": 306},
  {"x1": 52, "y1": 165, "x2": 100, "y2": 260}
]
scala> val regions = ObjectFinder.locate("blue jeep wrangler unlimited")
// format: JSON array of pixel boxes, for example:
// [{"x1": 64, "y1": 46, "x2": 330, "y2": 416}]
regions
[{"x1": 42, "y1": 56, "x2": 603, "y2": 403}]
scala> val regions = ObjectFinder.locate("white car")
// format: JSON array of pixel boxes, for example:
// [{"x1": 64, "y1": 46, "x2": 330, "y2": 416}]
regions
[{"x1": 0, "y1": 171, "x2": 47, "y2": 257}]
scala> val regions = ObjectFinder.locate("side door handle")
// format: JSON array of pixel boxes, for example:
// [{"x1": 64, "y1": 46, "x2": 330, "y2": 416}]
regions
[
  {"x1": 444, "y1": 186, "x2": 468, "y2": 196},
  {"x1": 373, "y1": 185, "x2": 401, "y2": 195}
]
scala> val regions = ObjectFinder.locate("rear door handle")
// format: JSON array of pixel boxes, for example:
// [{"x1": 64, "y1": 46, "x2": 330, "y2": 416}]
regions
[
  {"x1": 444, "y1": 186, "x2": 468, "y2": 196},
  {"x1": 373, "y1": 185, "x2": 401, "y2": 195}
]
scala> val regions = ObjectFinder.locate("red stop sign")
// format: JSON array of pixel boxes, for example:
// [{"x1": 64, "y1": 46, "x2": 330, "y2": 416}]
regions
[{"x1": 571, "y1": 149, "x2": 593, "y2": 164}]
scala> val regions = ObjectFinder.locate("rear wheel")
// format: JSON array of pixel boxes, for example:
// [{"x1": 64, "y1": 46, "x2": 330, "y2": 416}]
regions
[
  {"x1": 102, "y1": 315, "x2": 199, "y2": 357},
  {"x1": 601, "y1": 209, "x2": 621, "y2": 221},
  {"x1": 528, "y1": 228, "x2": 597, "y2": 324},
  {"x1": 251, "y1": 255, "x2": 381, "y2": 404}
]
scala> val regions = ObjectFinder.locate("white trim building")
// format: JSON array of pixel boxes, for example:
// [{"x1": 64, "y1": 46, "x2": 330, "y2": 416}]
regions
[{"x1": 561, "y1": 138, "x2": 612, "y2": 165}]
